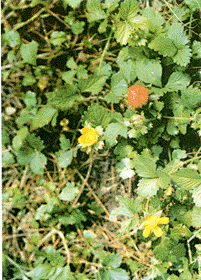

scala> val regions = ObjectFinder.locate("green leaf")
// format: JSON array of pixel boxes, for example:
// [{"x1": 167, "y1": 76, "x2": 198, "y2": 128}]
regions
[
  {"x1": 2, "y1": 151, "x2": 15, "y2": 166},
  {"x1": 45, "y1": 246, "x2": 64, "y2": 267},
  {"x1": 2, "y1": 30, "x2": 21, "y2": 47},
  {"x1": 191, "y1": 207, "x2": 201, "y2": 228},
  {"x1": 13, "y1": 126, "x2": 29, "y2": 150},
  {"x1": 62, "y1": 70, "x2": 76, "y2": 84},
  {"x1": 104, "y1": 0, "x2": 120, "y2": 11},
  {"x1": 137, "y1": 178, "x2": 159, "y2": 197},
  {"x1": 71, "y1": 20, "x2": 85, "y2": 35},
  {"x1": 86, "y1": 0, "x2": 106, "y2": 22},
  {"x1": 82, "y1": 104, "x2": 111, "y2": 128},
  {"x1": 192, "y1": 40, "x2": 201, "y2": 59},
  {"x1": 28, "y1": 263, "x2": 51, "y2": 280},
  {"x1": 171, "y1": 169, "x2": 201, "y2": 190},
  {"x1": 20, "y1": 40, "x2": 38, "y2": 65},
  {"x1": 16, "y1": 146, "x2": 35, "y2": 165},
  {"x1": 116, "y1": 158, "x2": 135, "y2": 179},
  {"x1": 99, "y1": 268, "x2": 129, "y2": 280},
  {"x1": 30, "y1": 152, "x2": 47, "y2": 175},
  {"x1": 136, "y1": 58, "x2": 162, "y2": 87},
  {"x1": 59, "y1": 135, "x2": 71, "y2": 151},
  {"x1": 105, "y1": 73, "x2": 127, "y2": 103},
  {"x1": 24, "y1": 91, "x2": 37, "y2": 107},
  {"x1": 191, "y1": 185, "x2": 201, "y2": 207},
  {"x1": 119, "y1": 60, "x2": 137, "y2": 83},
  {"x1": 102, "y1": 254, "x2": 122, "y2": 269},
  {"x1": 172, "y1": 103, "x2": 191, "y2": 134},
  {"x1": 133, "y1": 154, "x2": 157, "y2": 178},
  {"x1": 184, "y1": 0, "x2": 201, "y2": 11},
  {"x1": 32, "y1": 107, "x2": 57, "y2": 128},
  {"x1": 170, "y1": 224, "x2": 191, "y2": 241},
  {"x1": 26, "y1": 133, "x2": 45, "y2": 151},
  {"x1": 165, "y1": 72, "x2": 191, "y2": 91},
  {"x1": 78, "y1": 75, "x2": 106, "y2": 95},
  {"x1": 115, "y1": 21, "x2": 132, "y2": 45},
  {"x1": 117, "y1": 196, "x2": 142, "y2": 215},
  {"x1": 105, "y1": 123, "x2": 127, "y2": 147},
  {"x1": 49, "y1": 84, "x2": 78, "y2": 110},
  {"x1": 141, "y1": 7, "x2": 165, "y2": 33},
  {"x1": 181, "y1": 86, "x2": 201, "y2": 109},
  {"x1": 60, "y1": 183, "x2": 78, "y2": 201},
  {"x1": 173, "y1": 46, "x2": 192, "y2": 67},
  {"x1": 67, "y1": 57, "x2": 77, "y2": 69},
  {"x1": 168, "y1": 22, "x2": 189, "y2": 49},
  {"x1": 58, "y1": 150, "x2": 73, "y2": 168},
  {"x1": 148, "y1": 35, "x2": 177, "y2": 57},
  {"x1": 23, "y1": 75, "x2": 36, "y2": 86},
  {"x1": 50, "y1": 31, "x2": 67, "y2": 46},
  {"x1": 63, "y1": 0, "x2": 82, "y2": 8},
  {"x1": 119, "y1": 0, "x2": 139, "y2": 21}
]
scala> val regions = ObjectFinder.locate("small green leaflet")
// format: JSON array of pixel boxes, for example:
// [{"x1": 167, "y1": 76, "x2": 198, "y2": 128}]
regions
[
  {"x1": 173, "y1": 46, "x2": 192, "y2": 67},
  {"x1": 191, "y1": 207, "x2": 201, "y2": 228},
  {"x1": 20, "y1": 40, "x2": 38, "y2": 65},
  {"x1": 3, "y1": 30, "x2": 21, "y2": 48},
  {"x1": 78, "y1": 75, "x2": 106, "y2": 95},
  {"x1": 137, "y1": 178, "x2": 159, "y2": 197},
  {"x1": 30, "y1": 152, "x2": 47, "y2": 175},
  {"x1": 115, "y1": 21, "x2": 132, "y2": 45},
  {"x1": 82, "y1": 104, "x2": 111, "y2": 128},
  {"x1": 105, "y1": 123, "x2": 127, "y2": 147},
  {"x1": 102, "y1": 253, "x2": 122, "y2": 269},
  {"x1": 148, "y1": 35, "x2": 177, "y2": 57},
  {"x1": 168, "y1": 22, "x2": 189, "y2": 48},
  {"x1": 99, "y1": 267, "x2": 129, "y2": 280},
  {"x1": 165, "y1": 72, "x2": 191, "y2": 91},
  {"x1": 133, "y1": 154, "x2": 157, "y2": 178},
  {"x1": 191, "y1": 185, "x2": 201, "y2": 207},
  {"x1": 119, "y1": 0, "x2": 139, "y2": 21},
  {"x1": 32, "y1": 107, "x2": 57, "y2": 128},
  {"x1": 184, "y1": 0, "x2": 201, "y2": 11},
  {"x1": 86, "y1": 0, "x2": 106, "y2": 22},
  {"x1": 63, "y1": 0, "x2": 83, "y2": 9},
  {"x1": 119, "y1": 60, "x2": 136, "y2": 83},
  {"x1": 60, "y1": 183, "x2": 78, "y2": 201}
]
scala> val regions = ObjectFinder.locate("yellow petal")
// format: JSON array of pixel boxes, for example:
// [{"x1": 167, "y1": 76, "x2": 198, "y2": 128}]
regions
[
  {"x1": 143, "y1": 226, "x2": 151, "y2": 238},
  {"x1": 159, "y1": 217, "x2": 169, "y2": 225},
  {"x1": 153, "y1": 226, "x2": 163, "y2": 237}
]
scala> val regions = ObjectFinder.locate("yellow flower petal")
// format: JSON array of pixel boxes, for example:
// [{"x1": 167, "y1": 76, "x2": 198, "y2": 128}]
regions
[
  {"x1": 153, "y1": 226, "x2": 163, "y2": 237},
  {"x1": 158, "y1": 217, "x2": 169, "y2": 225},
  {"x1": 78, "y1": 127, "x2": 98, "y2": 148},
  {"x1": 143, "y1": 226, "x2": 151, "y2": 238}
]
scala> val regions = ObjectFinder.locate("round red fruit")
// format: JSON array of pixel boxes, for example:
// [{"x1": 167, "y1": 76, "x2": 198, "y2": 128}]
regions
[{"x1": 127, "y1": 85, "x2": 149, "y2": 108}]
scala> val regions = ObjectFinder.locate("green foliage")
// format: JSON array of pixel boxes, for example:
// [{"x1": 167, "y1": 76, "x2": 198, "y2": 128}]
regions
[
  {"x1": 82, "y1": 104, "x2": 111, "y2": 128},
  {"x1": 20, "y1": 40, "x2": 38, "y2": 65}
]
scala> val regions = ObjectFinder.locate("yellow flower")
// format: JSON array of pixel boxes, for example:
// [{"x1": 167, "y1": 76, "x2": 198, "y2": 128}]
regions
[
  {"x1": 143, "y1": 215, "x2": 169, "y2": 238},
  {"x1": 78, "y1": 127, "x2": 98, "y2": 148},
  {"x1": 165, "y1": 185, "x2": 174, "y2": 196}
]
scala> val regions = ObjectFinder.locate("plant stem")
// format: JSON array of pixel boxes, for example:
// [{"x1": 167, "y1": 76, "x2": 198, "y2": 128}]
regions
[{"x1": 98, "y1": 31, "x2": 113, "y2": 75}]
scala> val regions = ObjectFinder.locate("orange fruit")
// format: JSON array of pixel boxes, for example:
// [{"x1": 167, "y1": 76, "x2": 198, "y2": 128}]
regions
[{"x1": 127, "y1": 84, "x2": 149, "y2": 108}]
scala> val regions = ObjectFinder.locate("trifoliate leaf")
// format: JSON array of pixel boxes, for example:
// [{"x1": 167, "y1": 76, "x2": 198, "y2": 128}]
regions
[
  {"x1": 78, "y1": 75, "x2": 106, "y2": 95},
  {"x1": 26, "y1": 133, "x2": 45, "y2": 151},
  {"x1": 105, "y1": 122, "x2": 127, "y2": 147},
  {"x1": 115, "y1": 21, "x2": 132, "y2": 45},
  {"x1": 119, "y1": 0, "x2": 139, "y2": 21},
  {"x1": 148, "y1": 35, "x2": 177, "y2": 57},
  {"x1": 133, "y1": 154, "x2": 157, "y2": 178},
  {"x1": 191, "y1": 207, "x2": 201, "y2": 227},
  {"x1": 20, "y1": 40, "x2": 38, "y2": 65},
  {"x1": 137, "y1": 178, "x2": 159, "y2": 197},
  {"x1": 171, "y1": 169, "x2": 201, "y2": 190},
  {"x1": 82, "y1": 104, "x2": 111, "y2": 128},
  {"x1": 32, "y1": 107, "x2": 57, "y2": 128},
  {"x1": 136, "y1": 58, "x2": 162, "y2": 87},
  {"x1": 173, "y1": 46, "x2": 192, "y2": 67},
  {"x1": 30, "y1": 152, "x2": 47, "y2": 175},
  {"x1": 60, "y1": 183, "x2": 78, "y2": 201}
]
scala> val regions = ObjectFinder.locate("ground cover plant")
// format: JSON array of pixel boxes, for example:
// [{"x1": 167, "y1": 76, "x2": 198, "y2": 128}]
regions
[{"x1": 2, "y1": 0, "x2": 201, "y2": 279}]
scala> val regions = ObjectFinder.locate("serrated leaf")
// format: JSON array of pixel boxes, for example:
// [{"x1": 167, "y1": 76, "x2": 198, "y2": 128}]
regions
[
  {"x1": 32, "y1": 107, "x2": 57, "y2": 128},
  {"x1": 168, "y1": 22, "x2": 189, "y2": 49},
  {"x1": 105, "y1": 123, "x2": 127, "y2": 147},
  {"x1": 104, "y1": 0, "x2": 120, "y2": 11},
  {"x1": 13, "y1": 126, "x2": 29, "y2": 150},
  {"x1": 60, "y1": 183, "x2": 78, "y2": 201},
  {"x1": 170, "y1": 224, "x2": 191, "y2": 241},
  {"x1": 62, "y1": 70, "x2": 76, "y2": 84},
  {"x1": 119, "y1": 0, "x2": 139, "y2": 21},
  {"x1": 30, "y1": 152, "x2": 47, "y2": 175},
  {"x1": 58, "y1": 150, "x2": 73, "y2": 168},
  {"x1": 20, "y1": 40, "x2": 38, "y2": 65},
  {"x1": 63, "y1": 0, "x2": 82, "y2": 8},
  {"x1": 191, "y1": 185, "x2": 201, "y2": 207},
  {"x1": 133, "y1": 154, "x2": 157, "y2": 178},
  {"x1": 191, "y1": 207, "x2": 201, "y2": 228},
  {"x1": 165, "y1": 71, "x2": 191, "y2": 91},
  {"x1": 82, "y1": 104, "x2": 111, "y2": 128},
  {"x1": 50, "y1": 31, "x2": 67, "y2": 46},
  {"x1": 99, "y1": 268, "x2": 129, "y2": 280},
  {"x1": 116, "y1": 158, "x2": 135, "y2": 179},
  {"x1": 16, "y1": 146, "x2": 35, "y2": 165},
  {"x1": 102, "y1": 254, "x2": 122, "y2": 269},
  {"x1": 119, "y1": 60, "x2": 137, "y2": 83},
  {"x1": 26, "y1": 133, "x2": 45, "y2": 151},
  {"x1": 181, "y1": 86, "x2": 201, "y2": 109},
  {"x1": 192, "y1": 40, "x2": 201, "y2": 59},
  {"x1": 3, "y1": 30, "x2": 21, "y2": 48},
  {"x1": 78, "y1": 75, "x2": 106, "y2": 95},
  {"x1": 173, "y1": 104, "x2": 191, "y2": 134},
  {"x1": 2, "y1": 151, "x2": 15, "y2": 166},
  {"x1": 45, "y1": 246, "x2": 64, "y2": 267},
  {"x1": 136, "y1": 58, "x2": 162, "y2": 87},
  {"x1": 173, "y1": 46, "x2": 192, "y2": 67},
  {"x1": 171, "y1": 169, "x2": 201, "y2": 190},
  {"x1": 86, "y1": 0, "x2": 106, "y2": 22},
  {"x1": 60, "y1": 134, "x2": 71, "y2": 151},
  {"x1": 142, "y1": 7, "x2": 165, "y2": 33},
  {"x1": 115, "y1": 21, "x2": 132, "y2": 45},
  {"x1": 137, "y1": 178, "x2": 159, "y2": 197},
  {"x1": 117, "y1": 196, "x2": 142, "y2": 215},
  {"x1": 149, "y1": 35, "x2": 177, "y2": 57}
]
